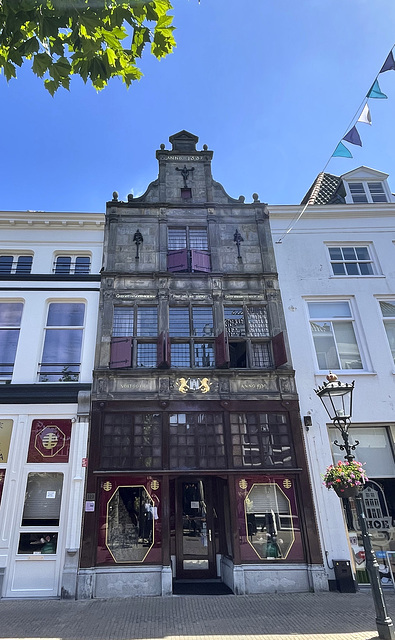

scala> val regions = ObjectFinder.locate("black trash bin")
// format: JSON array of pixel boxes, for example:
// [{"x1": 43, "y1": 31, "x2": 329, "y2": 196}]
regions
[{"x1": 333, "y1": 559, "x2": 356, "y2": 593}]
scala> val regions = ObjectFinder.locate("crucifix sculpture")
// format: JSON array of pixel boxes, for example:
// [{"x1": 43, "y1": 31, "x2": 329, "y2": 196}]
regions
[{"x1": 176, "y1": 165, "x2": 194, "y2": 187}]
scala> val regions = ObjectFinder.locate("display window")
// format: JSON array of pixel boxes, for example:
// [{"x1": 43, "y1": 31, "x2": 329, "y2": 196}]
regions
[
  {"x1": 97, "y1": 476, "x2": 161, "y2": 565},
  {"x1": 235, "y1": 475, "x2": 304, "y2": 562}
]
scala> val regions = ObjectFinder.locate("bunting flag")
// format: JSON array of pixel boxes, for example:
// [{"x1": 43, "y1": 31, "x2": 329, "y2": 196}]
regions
[
  {"x1": 343, "y1": 125, "x2": 362, "y2": 147},
  {"x1": 380, "y1": 50, "x2": 395, "y2": 73},
  {"x1": 357, "y1": 103, "x2": 372, "y2": 125},
  {"x1": 332, "y1": 142, "x2": 353, "y2": 158},
  {"x1": 367, "y1": 79, "x2": 387, "y2": 99}
]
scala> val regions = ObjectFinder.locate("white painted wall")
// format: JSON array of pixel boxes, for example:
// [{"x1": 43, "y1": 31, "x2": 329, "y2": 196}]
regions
[{"x1": 270, "y1": 182, "x2": 395, "y2": 582}]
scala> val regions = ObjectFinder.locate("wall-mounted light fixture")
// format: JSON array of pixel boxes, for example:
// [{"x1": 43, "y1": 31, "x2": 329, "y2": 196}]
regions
[
  {"x1": 233, "y1": 229, "x2": 244, "y2": 262},
  {"x1": 133, "y1": 229, "x2": 143, "y2": 260}
]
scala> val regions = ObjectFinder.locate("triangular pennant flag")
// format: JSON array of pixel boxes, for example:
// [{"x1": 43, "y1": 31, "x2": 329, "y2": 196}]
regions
[
  {"x1": 332, "y1": 142, "x2": 353, "y2": 158},
  {"x1": 380, "y1": 50, "x2": 395, "y2": 73},
  {"x1": 343, "y1": 125, "x2": 362, "y2": 147},
  {"x1": 357, "y1": 103, "x2": 372, "y2": 125},
  {"x1": 367, "y1": 79, "x2": 387, "y2": 99}
]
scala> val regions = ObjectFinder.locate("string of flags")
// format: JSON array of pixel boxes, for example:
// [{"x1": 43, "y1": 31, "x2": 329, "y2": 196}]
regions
[{"x1": 332, "y1": 48, "x2": 395, "y2": 159}]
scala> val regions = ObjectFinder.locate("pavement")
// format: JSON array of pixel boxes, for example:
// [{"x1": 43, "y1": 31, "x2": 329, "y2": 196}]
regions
[{"x1": 0, "y1": 590, "x2": 395, "y2": 640}]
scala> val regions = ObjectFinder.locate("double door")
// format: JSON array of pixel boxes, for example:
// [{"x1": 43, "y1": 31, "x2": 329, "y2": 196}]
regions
[{"x1": 175, "y1": 478, "x2": 217, "y2": 579}]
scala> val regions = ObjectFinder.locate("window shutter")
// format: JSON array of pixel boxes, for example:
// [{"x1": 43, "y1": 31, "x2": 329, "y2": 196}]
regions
[
  {"x1": 215, "y1": 331, "x2": 230, "y2": 368},
  {"x1": 191, "y1": 250, "x2": 211, "y2": 273},
  {"x1": 167, "y1": 249, "x2": 188, "y2": 272},
  {"x1": 272, "y1": 332, "x2": 287, "y2": 367},
  {"x1": 109, "y1": 337, "x2": 132, "y2": 368},
  {"x1": 157, "y1": 331, "x2": 170, "y2": 369}
]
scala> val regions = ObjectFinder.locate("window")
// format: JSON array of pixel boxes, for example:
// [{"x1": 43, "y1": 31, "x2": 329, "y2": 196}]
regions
[
  {"x1": 0, "y1": 254, "x2": 32, "y2": 274},
  {"x1": 328, "y1": 246, "x2": 375, "y2": 276},
  {"x1": 245, "y1": 484, "x2": 296, "y2": 560},
  {"x1": 39, "y1": 302, "x2": 85, "y2": 381},
  {"x1": 308, "y1": 300, "x2": 363, "y2": 370},
  {"x1": 169, "y1": 306, "x2": 215, "y2": 368},
  {"x1": 53, "y1": 255, "x2": 91, "y2": 274},
  {"x1": 348, "y1": 182, "x2": 388, "y2": 204},
  {"x1": 0, "y1": 302, "x2": 23, "y2": 381},
  {"x1": 167, "y1": 227, "x2": 211, "y2": 273},
  {"x1": 230, "y1": 412, "x2": 294, "y2": 468},
  {"x1": 379, "y1": 300, "x2": 395, "y2": 364},
  {"x1": 101, "y1": 413, "x2": 162, "y2": 469},
  {"x1": 221, "y1": 306, "x2": 272, "y2": 369},
  {"x1": 169, "y1": 412, "x2": 226, "y2": 469},
  {"x1": 110, "y1": 306, "x2": 158, "y2": 369}
]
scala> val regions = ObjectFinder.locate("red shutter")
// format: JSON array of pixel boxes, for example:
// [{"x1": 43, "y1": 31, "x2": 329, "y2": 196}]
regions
[
  {"x1": 191, "y1": 250, "x2": 211, "y2": 273},
  {"x1": 272, "y1": 332, "x2": 288, "y2": 367},
  {"x1": 109, "y1": 337, "x2": 132, "y2": 368},
  {"x1": 167, "y1": 249, "x2": 188, "y2": 272},
  {"x1": 215, "y1": 331, "x2": 230, "y2": 368},
  {"x1": 157, "y1": 331, "x2": 170, "y2": 369}
]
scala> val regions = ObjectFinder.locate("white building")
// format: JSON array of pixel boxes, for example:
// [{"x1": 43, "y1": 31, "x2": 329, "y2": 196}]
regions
[
  {"x1": 270, "y1": 167, "x2": 395, "y2": 588},
  {"x1": 0, "y1": 210, "x2": 104, "y2": 598}
]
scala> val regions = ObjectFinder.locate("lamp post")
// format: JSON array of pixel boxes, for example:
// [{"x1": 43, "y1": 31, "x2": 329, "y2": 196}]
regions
[{"x1": 315, "y1": 372, "x2": 394, "y2": 640}]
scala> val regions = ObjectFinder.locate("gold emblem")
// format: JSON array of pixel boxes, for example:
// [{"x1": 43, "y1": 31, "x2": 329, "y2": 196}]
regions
[
  {"x1": 176, "y1": 377, "x2": 212, "y2": 394},
  {"x1": 239, "y1": 479, "x2": 248, "y2": 490},
  {"x1": 151, "y1": 480, "x2": 159, "y2": 490},
  {"x1": 103, "y1": 481, "x2": 112, "y2": 492},
  {"x1": 42, "y1": 432, "x2": 59, "y2": 449},
  {"x1": 283, "y1": 479, "x2": 292, "y2": 489},
  {"x1": 176, "y1": 377, "x2": 189, "y2": 394}
]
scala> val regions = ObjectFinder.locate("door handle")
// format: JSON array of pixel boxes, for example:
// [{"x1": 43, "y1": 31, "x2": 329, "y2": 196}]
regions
[{"x1": 208, "y1": 529, "x2": 212, "y2": 542}]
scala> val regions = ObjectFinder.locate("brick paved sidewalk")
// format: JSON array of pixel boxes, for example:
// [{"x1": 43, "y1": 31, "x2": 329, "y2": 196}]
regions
[{"x1": 0, "y1": 591, "x2": 394, "y2": 640}]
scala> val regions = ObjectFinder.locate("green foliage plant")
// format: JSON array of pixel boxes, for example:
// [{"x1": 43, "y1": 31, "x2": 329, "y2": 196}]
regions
[{"x1": 0, "y1": 0, "x2": 176, "y2": 94}]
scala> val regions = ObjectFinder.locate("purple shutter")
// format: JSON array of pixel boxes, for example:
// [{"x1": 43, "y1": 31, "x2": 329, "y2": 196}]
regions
[
  {"x1": 157, "y1": 331, "x2": 170, "y2": 369},
  {"x1": 215, "y1": 331, "x2": 230, "y2": 368},
  {"x1": 109, "y1": 337, "x2": 132, "y2": 368},
  {"x1": 272, "y1": 332, "x2": 288, "y2": 367},
  {"x1": 167, "y1": 249, "x2": 188, "y2": 272},
  {"x1": 191, "y1": 250, "x2": 211, "y2": 273}
]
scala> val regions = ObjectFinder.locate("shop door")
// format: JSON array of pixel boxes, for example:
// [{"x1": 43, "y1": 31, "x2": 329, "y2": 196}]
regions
[
  {"x1": 175, "y1": 478, "x2": 216, "y2": 579},
  {"x1": 5, "y1": 470, "x2": 64, "y2": 598}
]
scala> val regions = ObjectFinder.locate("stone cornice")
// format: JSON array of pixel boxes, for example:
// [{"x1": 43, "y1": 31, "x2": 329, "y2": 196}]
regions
[
  {"x1": 268, "y1": 203, "x2": 395, "y2": 220},
  {"x1": 0, "y1": 211, "x2": 105, "y2": 229}
]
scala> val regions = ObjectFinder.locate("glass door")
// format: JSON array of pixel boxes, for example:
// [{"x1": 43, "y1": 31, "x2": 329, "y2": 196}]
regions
[{"x1": 175, "y1": 478, "x2": 216, "y2": 579}]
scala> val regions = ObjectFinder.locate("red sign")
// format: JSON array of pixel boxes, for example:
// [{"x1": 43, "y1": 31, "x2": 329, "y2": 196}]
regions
[
  {"x1": 82, "y1": 458, "x2": 88, "y2": 467},
  {"x1": 27, "y1": 420, "x2": 72, "y2": 463}
]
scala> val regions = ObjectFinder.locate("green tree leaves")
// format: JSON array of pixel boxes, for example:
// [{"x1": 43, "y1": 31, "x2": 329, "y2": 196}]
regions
[{"x1": 0, "y1": 0, "x2": 176, "y2": 94}]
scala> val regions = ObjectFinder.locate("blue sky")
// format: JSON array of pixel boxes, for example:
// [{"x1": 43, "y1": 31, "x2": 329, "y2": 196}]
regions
[{"x1": 1, "y1": 0, "x2": 395, "y2": 212}]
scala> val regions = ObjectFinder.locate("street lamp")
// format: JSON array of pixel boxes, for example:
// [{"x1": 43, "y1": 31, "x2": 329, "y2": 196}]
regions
[{"x1": 315, "y1": 372, "x2": 395, "y2": 640}]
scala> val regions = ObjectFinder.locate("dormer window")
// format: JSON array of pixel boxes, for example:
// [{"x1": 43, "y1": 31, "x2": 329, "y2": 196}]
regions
[{"x1": 348, "y1": 181, "x2": 388, "y2": 204}]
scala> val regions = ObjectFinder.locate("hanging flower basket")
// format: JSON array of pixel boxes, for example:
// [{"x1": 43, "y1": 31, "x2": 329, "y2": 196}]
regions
[
  {"x1": 322, "y1": 460, "x2": 368, "y2": 498},
  {"x1": 332, "y1": 484, "x2": 361, "y2": 499}
]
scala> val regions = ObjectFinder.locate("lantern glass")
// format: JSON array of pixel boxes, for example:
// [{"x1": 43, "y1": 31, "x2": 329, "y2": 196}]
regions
[{"x1": 316, "y1": 380, "x2": 353, "y2": 421}]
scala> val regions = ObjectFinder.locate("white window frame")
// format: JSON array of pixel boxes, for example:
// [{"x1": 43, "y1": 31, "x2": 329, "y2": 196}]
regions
[
  {"x1": 0, "y1": 252, "x2": 34, "y2": 275},
  {"x1": 326, "y1": 243, "x2": 380, "y2": 277},
  {"x1": 38, "y1": 300, "x2": 86, "y2": 382},
  {"x1": 306, "y1": 298, "x2": 366, "y2": 373},
  {"x1": 52, "y1": 253, "x2": 92, "y2": 275},
  {"x1": 345, "y1": 181, "x2": 390, "y2": 204},
  {"x1": 0, "y1": 300, "x2": 24, "y2": 382},
  {"x1": 377, "y1": 298, "x2": 395, "y2": 368}
]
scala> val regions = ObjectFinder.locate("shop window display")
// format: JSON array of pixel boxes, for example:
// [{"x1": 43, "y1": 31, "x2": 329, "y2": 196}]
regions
[
  {"x1": 106, "y1": 486, "x2": 156, "y2": 563},
  {"x1": 237, "y1": 476, "x2": 304, "y2": 563}
]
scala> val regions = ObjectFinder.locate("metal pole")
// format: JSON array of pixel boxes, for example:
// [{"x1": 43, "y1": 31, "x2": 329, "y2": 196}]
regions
[{"x1": 354, "y1": 494, "x2": 395, "y2": 640}]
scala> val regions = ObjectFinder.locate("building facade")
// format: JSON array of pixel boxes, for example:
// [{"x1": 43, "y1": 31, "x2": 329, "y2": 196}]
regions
[
  {"x1": 78, "y1": 131, "x2": 325, "y2": 598},
  {"x1": 0, "y1": 210, "x2": 104, "y2": 598},
  {"x1": 270, "y1": 166, "x2": 395, "y2": 589}
]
